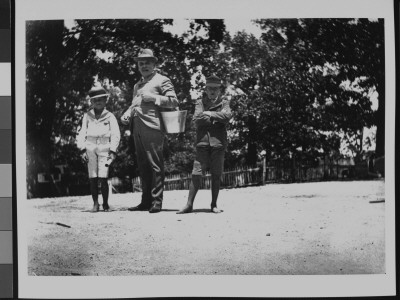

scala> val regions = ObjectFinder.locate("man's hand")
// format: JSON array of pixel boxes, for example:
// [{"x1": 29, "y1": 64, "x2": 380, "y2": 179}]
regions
[
  {"x1": 120, "y1": 107, "x2": 132, "y2": 125},
  {"x1": 141, "y1": 92, "x2": 158, "y2": 103},
  {"x1": 81, "y1": 152, "x2": 88, "y2": 163}
]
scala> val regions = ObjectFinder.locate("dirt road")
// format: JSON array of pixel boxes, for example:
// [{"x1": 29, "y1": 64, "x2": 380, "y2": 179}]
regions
[{"x1": 25, "y1": 179, "x2": 385, "y2": 276}]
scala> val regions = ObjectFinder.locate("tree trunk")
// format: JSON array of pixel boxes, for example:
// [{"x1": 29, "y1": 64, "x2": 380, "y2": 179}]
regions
[{"x1": 26, "y1": 20, "x2": 65, "y2": 196}]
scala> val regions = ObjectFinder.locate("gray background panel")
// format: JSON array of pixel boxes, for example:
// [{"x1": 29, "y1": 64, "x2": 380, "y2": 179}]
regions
[
  {"x1": 0, "y1": 198, "x2": 12, "y2": 230},
  {"x1": 0, "y1": 265, "x2": 12, "y2": 299},
  {"x1": 0, "y1": 130, "x2": 11, "y2": 164},
  {"x1": 0, "y1": 165, "x2": 11, "y2": 197},
  {"x1": 0, "y1": 97, "x2": 11, "y2": 129},
  {"x1": 0, "y1": 232, "x2": 12, "y2": 264}
]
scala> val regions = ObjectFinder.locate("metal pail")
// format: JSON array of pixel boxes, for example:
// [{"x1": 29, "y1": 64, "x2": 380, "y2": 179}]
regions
[{"x1": 160, "y1": 110, "x2": 188, "y2": 133}]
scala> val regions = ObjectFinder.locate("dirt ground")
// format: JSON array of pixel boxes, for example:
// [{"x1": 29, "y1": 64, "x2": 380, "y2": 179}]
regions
[{"x1": 25, "y1": 179, "x2": 385, "y2": 276}]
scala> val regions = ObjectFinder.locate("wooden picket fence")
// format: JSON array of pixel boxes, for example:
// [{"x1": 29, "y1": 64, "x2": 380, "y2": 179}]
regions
[
  {"x1": 130, "y1": 162, "x2": 358, "y2": 192},
  {"x1": 31, "y1": 160, "x2": 364, "y2": 197},
  {"x1": 131, "y1": 166, "x2": 264, "y2": 192}
]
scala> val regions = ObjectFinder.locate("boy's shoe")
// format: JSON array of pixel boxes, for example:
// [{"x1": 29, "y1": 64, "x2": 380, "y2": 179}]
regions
[
  {"x1": 149, "y1": 202, "x2": 162, "y2": 213},
  {"x1": 91, "y1": 203, "x2": 100, "y2": 212}
]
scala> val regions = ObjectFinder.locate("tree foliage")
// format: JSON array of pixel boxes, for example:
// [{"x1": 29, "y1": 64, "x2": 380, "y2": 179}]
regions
[{"x1": 256, "y1": 18, "x2": 384, "y2": 157}]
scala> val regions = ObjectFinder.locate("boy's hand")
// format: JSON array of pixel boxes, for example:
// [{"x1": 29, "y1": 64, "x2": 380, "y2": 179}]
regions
[
  {"x1": 81, "y1": 152, "x2": 88, "y2": 163},
  {"x1": 109, "y1": 151, "x2": 116, "y2": 161},
  {"x1": 105, "y1": 151, "x2": 116, "y2": 167}
]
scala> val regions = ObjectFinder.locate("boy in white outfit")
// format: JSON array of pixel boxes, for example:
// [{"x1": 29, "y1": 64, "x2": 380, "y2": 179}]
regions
[{"x1": 77, "y1": 86, "x2": 121, "y2": 212}]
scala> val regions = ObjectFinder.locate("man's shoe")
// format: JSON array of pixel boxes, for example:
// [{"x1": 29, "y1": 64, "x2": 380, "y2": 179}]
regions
[
  {"x1": 149, "y1": 203, "x2": 162, "y2": 213},
  {"x1": 128, "y1": 203, "x2": 150, "y2": 211},
  {"x1": 103, "y1": 203, "x2": 110, "y2": 212}
]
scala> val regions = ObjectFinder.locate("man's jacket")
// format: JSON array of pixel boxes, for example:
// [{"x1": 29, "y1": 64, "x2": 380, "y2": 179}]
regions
[{"x1": 130, "y1": 72, "x2": 178, "y2": 131}]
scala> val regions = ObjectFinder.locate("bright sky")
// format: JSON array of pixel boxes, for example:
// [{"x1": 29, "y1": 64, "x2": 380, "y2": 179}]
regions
[
  {"x1": 64, "y1": 18, "x2": 263, "y2": 38},
  {"x1": 223, "y1": 18, "x2": 263, "y2": 38},
  {"x1": 165, "y1": 18, "x2": 263, "y2": 38}
]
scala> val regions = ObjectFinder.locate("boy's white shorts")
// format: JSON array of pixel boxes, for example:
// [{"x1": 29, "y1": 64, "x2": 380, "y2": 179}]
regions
[{"x1": 85, "y1": 137, "x2": 111, "y2": 178}]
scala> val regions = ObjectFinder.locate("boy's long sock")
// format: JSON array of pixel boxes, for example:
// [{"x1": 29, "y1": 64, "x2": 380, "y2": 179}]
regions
[
  {"x1": 89, "y1": 178, "x2": 99, "y2": 212},
  {"x1": 99, "y1": 178, "x2": 109, "y2": 207},
  {"x1": 89, "y1": 178, "x2": 99, "y2": 204},
  {"x1": 210, "y1": 174, "x2": 220, "y2": 208}
]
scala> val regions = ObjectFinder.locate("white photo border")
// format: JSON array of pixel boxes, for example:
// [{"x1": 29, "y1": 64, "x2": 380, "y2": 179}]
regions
[{"x1": 15, "y1": 0, "x2": 396, "y2": 298}]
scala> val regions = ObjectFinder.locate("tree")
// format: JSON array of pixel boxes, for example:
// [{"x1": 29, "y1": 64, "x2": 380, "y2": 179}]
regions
[{"x1": 256, "y1": 18, "x2": 384, "y2": 158}]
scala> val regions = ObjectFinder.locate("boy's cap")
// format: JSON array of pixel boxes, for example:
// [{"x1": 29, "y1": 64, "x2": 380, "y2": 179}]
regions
[
  {"x1": 206, "y1": 75, "x2": 222, "y2": 87},
  {"x1": 134, "y1": 48, "x2": 158, "y2": 62},
  {"x1": 88, "y1": 86, "x2": 108, "y2": 99}
]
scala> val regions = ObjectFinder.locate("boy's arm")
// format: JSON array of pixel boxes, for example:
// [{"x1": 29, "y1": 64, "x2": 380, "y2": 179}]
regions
[
  {"x1": 109, "y1": 114, "x2": 121, "y2": 153},
  {"x1": 209, "y1": 97, "x2": 232, "y2": 124},
  {"x1": 193, "y1": 99, "x2": 212, "y2": 127},
  {"x1": 76, "y1": 113, "x2": 88, "y2": 151}
]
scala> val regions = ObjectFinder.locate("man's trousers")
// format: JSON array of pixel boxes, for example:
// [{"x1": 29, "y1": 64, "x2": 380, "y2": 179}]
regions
[{"x1": 132, "y1": 117, "x2": 165, "y2": 206}]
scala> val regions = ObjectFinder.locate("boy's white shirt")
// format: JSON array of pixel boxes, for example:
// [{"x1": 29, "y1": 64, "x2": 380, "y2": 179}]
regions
[{"x1": 76, "y1": 108, "x2": 121, "y2": 153}]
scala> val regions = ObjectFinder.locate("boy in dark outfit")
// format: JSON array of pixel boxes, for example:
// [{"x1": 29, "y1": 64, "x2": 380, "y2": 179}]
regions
[{"x1": 177, "y1": 75, "x2": 232, "y2": 214}]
